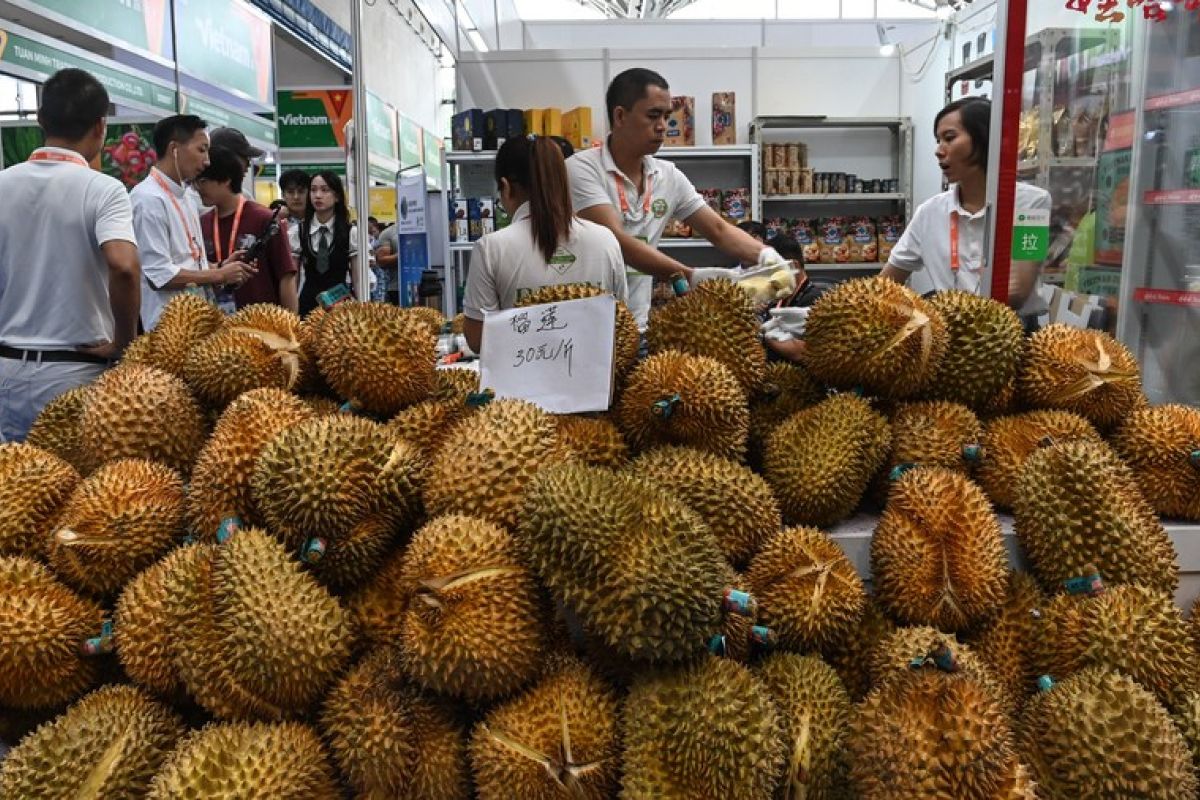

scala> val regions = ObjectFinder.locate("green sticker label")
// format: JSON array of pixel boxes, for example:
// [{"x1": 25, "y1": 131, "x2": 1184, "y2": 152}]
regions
[
  {"x1": 652, "y1": 198, "x2": 669, "y2": 219},
  {"x1": 549, "y1": 247, "x2": 577, "y2": 274},
  {"x1": 1012, "y1": 208, "x2": 1050, "y2": 261}
]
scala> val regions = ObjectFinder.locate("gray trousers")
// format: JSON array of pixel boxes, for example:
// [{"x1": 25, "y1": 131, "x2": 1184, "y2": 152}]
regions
[{"x1": 0, "y1": 356, "x2": 105, "y2": 443}]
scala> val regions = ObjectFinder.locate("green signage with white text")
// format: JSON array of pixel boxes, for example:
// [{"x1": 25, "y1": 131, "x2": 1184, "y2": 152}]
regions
[
  {"x1": 12, "y1": 0, "x2": 172, "y2": 59},
  {"x1": 366, "y1": 91, "x2": 398, "y2": 164},
  {"x1": 181, "y1": 92, "x2": 276, "y2": 145},
  {"x1": 174, "y1": 0, "x2": 274, "y2": 107}
]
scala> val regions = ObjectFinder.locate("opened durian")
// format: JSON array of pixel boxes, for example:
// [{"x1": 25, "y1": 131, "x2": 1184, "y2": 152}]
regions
[
  {"x1": 1111, "y1": 403, "x2": 1200, "y2": 520},
  {"x1": 183, "y1": 326, "x2": 302, "y2": 409},
  {"x1": 924, "y1": 290, "x2": 1025, "y2": 411},
  {"x1": 975, "y1": 409, "x2": 1101, "y2": 511},
  {"x1": 0, "y1": 442, "x2": 79, "y2": 559},
  {"x1": 25, "y1": 387, "x2": 90, "y2": 474}
]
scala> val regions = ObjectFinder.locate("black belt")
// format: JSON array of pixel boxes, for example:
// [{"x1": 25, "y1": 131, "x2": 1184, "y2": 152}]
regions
[{"x1": 0, "y1": 345, "x2": 111, "y2": 365}]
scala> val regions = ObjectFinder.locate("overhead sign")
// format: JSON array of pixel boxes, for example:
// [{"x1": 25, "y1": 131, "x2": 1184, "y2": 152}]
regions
[
  {"x1": 277, "y1": 89, "x2": 353, "y2": 150},
  {"x1": 366, "y1": 90, "x2": 398, "y2": 164},
  {"x1": 398, "y1": 113, "x2": 423, "y2": 169},
  {"x1": 423, "y1": 129, "x2": 444, "y2": 190},
  {"x1": 180, "y1": 92, "x2": 276, "y2": 146},
  {"x1": 174, "y1": 0, "x2": 274, "y2": 107},
  {"x1": 9, "y1": 0, "x2": 173, "y2": 60},
  {"x1": 480, "y1": 296, "x2": 616, "y2": 414}
]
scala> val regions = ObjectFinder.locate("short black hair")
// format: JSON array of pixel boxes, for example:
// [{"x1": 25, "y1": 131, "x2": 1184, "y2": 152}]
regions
[
  {"x1": 269, "y1": 198, "x2": 287, "y2": 211},
  {"x1": 737, "y1": 220, "x2": 768, "y2": 241},
  {"x1": 198, "y1": 145, "x2": 244, "y2": 195},
  {"x1": 936, "y1": 97, "x2": 991, "y2": 169},
  {"x1": 279, "y1": 168, "x2": 312, "y2": 192},
  {"x1": 766, "y1": 232, "x2": 803, "y2": 265},
  {"x1": 606, "y1": 68, "x2": 669, "y2": 125},
  {"x1": 368, "y1": 216, "x2": 379, "y2": 225},
  {"x1": 38, "y1": 68, "x2": 110, "y2": 140},
  {"x1": 153, "y1": 114, "x2": 207, "y2": 159}
]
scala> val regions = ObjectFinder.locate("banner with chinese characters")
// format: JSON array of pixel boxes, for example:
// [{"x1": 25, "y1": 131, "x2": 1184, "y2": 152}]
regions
[{"x1": 1063, "y1": 0, "x2": 1183, "y2": 23}]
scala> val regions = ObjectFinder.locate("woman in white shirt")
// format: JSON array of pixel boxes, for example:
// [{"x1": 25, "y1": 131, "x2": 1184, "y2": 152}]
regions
[
  {"x1": 882, "y1": 97, "x2": 1050, "y2": 314},
  {"x1": 296, "y1": 171, "x2": 360, "y2": 314},
  {"x1": 463, "y1": 135, "x2": 627, "y2": 353}
]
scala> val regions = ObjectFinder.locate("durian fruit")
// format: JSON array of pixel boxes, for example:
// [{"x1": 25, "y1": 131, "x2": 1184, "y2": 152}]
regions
[
  {"x1": 873, "y1": 401, "x2": 982, "y2": 501},
  {"x1": 470, "y1": 657, "x2": 621, "y2": 800},
  {"x1": 745, "y1": 526, "x2": 865, "y2": 651},
  {"x1": 962, "y1": 572, "x2": 1045, "y2": 710},
  {"x1": 868, "y1": 626, "x2": 1013, "y2": 717},
  {"x1": 432, "y1": 366, "x2": 481, "y2": 404},
  {"x1": 322, "y1": 646, "x2": 470, "y2": 800},
  {"x1": 1111, "y1": 404, "x2": 1200, "y2": 520},
  {"x1": 166, "y1": 528, "x2": 354, "y2": 720},
  {"x1": 1014, "y1": 439, "x2": 1178, "y2": 595},
  {"x1": 804, "y1": 275, "x2": 949, "y2": 399},
  {"x1": 47, "y1": 459, "x2": 184, "y2": 597},
  {"x1": 871, "y1": 467, "x2": 1008, "y2": 633},
  {"x1": 26, "y1": 386, "x2": 90, "y2": 474},
  {"x1": 975, "y1": 409, "x2": 1101, "y2": 511},
  {"x1": 118, "y1": 331, "x2": 157, "y2": 367},
  {"x1": 385, "y1": 399, "x2": 473, "y2": 463},
  {"x1": 924, "y1": 290, "x2": 1025, "y2": 411},
  {"x1": 848, "y1": 666, "x2": 1018, "y2": 799},
  {"x1": 756, "y1": 653, "x2": 854, "y2": 800},
  {"x1": 404, "y1": 305, "x2": 448, "y2": 337},
  {"x1": 518, "y1": 283, "x2": 640, "y2": 383},
  {"x1": 521, "y1": 464, "x2": 728, "y2": 665},
  {"x1": 303, "y1": 394, "x2": 345, "y2": 417},
  {"x1": 747, "y1": 362, "x2": 826, "y2": 467},
  {"x1": 1018, "y1": 323, "x2": 1145, "y2": 431},
  {"x1": 0, "y1": 443, "x2": 79, "y2": 559},
  {"x1": 1030, "y1": 584, "x2": 1197, "y2": 711},
  {"x1": 77, "y1": 364, "x2": 207, "y2": 476},
  {"x1": 147, "y1": 721, "x2": 340, "y2": 800},
  {"x1": 346, "y1": 548, "x2": 410, "y2": 650},
  {"x1": 424, "y1": 398, "x2": 559, "y2": 530},
  {"x1": 980, "y1": 377, "x2": 1018, "y2": 419},
  {"x1": 296, "y1": 305, "x2": 330, "y2": 394},
  {"x1": 115, "y1": 545, "x2": 203, "y2": 699},
  {"x1": 764, "y1": 393, "x2": 891, "y2": 527},
  {"x1": 186, "y1": 388, "x2": 314, "y2": 541},
  {"x1": 620, "y1": 657, "x2": 785, "y2": 800},
  {"x1": 1175, "y1": 691, "x2": 1200, "y2": 777},
  {"x1": 182, "y1": 326, "x2": 302, "y2": 409},
  {"x1": 315, "y1": 301, "x2": 436, "y2": 416},
  {"x1": 629, "y1": 446, "x2": 780, "y2": 566},
  {"x1": 553, "y1": 414, "x2": 630, "y2": 469},
  {"x1": 0, "y1": 684, "x2": 185, "y2": 798},
  {"x1": 451, "y1": 312, "x2": 466, "y2": 335},
  {"x1": 397, "y1": 514, "x2": 546, "y2": 702},
  {"x1": 253, "y1": 415, "x2": 423, "y2": 589},
  {"x1": 647, "y1": 279, "x2": 766, "y2": 393},
  {"x1": 820, "y1": 597, "x2": 896, "y2": 701},
  {"x1": 0, "y1": 557, "x2": 104, "y2": 708},
  {"x1": 616, "y1": 351, "x2": 749, "y2": 461},
  {"x1": 1018, "y1": 667, "x2": 1197, "y2": 799},
  {"x1": 140, "y1": 293, "x2": 225, "y2": 377}
]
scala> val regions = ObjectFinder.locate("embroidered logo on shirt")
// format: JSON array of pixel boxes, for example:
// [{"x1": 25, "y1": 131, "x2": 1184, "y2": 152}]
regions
[
  {"x1": 651, "y1": 199, "x2": 669, "y2": 219},
  {"x1": 549, "y1": 247, "x2": 578, "y2": 275}
]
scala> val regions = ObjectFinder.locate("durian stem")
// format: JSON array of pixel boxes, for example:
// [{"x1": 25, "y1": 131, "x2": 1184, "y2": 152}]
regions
[
  {"x1": 1190, "y1": 450, "x2": 1200, "y2": 469},
  {"x1": 651, "y1": 393, "x2": 682, "y2": 420}
]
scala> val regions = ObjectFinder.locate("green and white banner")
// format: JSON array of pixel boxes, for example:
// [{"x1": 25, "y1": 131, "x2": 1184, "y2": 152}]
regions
[{"x1": 174, "y1": 0, "x2": 274, "y2": 107}]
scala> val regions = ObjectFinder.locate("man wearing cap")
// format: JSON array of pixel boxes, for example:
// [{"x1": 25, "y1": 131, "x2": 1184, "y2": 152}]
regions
[{"x1": 210, "y1": 126, "x2": 264, "y2": 201}]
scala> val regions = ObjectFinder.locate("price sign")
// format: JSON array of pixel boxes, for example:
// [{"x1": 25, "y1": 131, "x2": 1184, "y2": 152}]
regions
[{"x1": 480, "y1": 295, "x2": 616, "y2": 413}]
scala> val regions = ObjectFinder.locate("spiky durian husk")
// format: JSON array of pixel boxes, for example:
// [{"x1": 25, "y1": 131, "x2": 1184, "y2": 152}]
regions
[
  {"x1": 620, "y1": 657, "x2": 785, "y2": 800},
  {"x1": 962, "y1": 572, "x2": 1045, "y2": 712},
  {"x1": 1175, "y1": 691, "x2": 1200, "y2": 779},
  {"x1": 1013, "y1": 439, "x2": 1178, "y2": 595},
  {"x1": 745, "y1": 526, "x2": 865, "y2": 651},
  {"x1": 872, "y1": 401, "x2": 982, "y2": 503},
  {"x1": 183, "y1": 328, "x2": 302, "y2": 410},
  {"x1": 147, "y1": 721, "x2": 340, "y2": 799},
  {"x1": 397, "y1": 514, "x2": 546, "y2": 702},
  {"x1": 403, "y1": 305, "x2": 448, "y2": 338},
  {"x1": 0, "y1": 442, "x2": 79, "y2": 559},
  {"x1": 976, "y1": 409, "x2": 1101, "y2": 511},
  {"x1": 553, "y1": 414, "x2": 630, "y2": 469},
  {"x1": 871, "y1": 467, "x2": 1008, "y2": 633},
  {"x1": 25, "y1": 387, "x2": 90, "y2": 475},
  {"x1": 141, "y1": 293, "x2": 225, "y2": 378},
  {"x1": 630, "y1": 446, "x2": 780, "y2": 566},
  {"x1": 647, "y1": 278, "x2": 767, "y2": 393},
  {"x1": 764, "y1": 393, "x2": 891, "y2": 527},
  {"x1": 47, "y1": 458, "x2": 183, "y2": 597},
  {"x1": 470, "y1": 657, "x2": 621, "y2": 800},
  {"x1": 385, "y1": 399, "x2": 474, "y2": 462},
  {"x1": 321, "y1": 646, "x2": 470, "y2": 800},
  {"x1": 0, "y1": 685, "x2": 185, "y2": 798},
  {"x1": 346, "y1": 548, "x2": 410, "y2": 651},
  {"x1": 747, "y1": 362, "x2": 826, "y2": 467},
  {"x1": 924, "y1": 290, "x2": 1025, "y2": 411},
  {"x1": 820, "y1": 597, "x2": 897, "y2": 701},
  {"x1": 0, "y1": 557, "x2": 103, "y2": 708},
  {"x1": 1018, "y1": 667, "x2": 1197, "y2": 800},
  {"x1": 1018, "y1": 323, "x2": 1145, "y2": 431},
  {"x1": 616, "y1": 351, "x2": 749, "y2": 461},
  {"x1": 518, "y1": 283, "x2": 640, "y2": 384},
  {"x1": 1111, "y1": 403, "x2": 1200, "y2": 521},
  {"x1": 804, "y1": 276, "x2": 949, "y2": 399}
]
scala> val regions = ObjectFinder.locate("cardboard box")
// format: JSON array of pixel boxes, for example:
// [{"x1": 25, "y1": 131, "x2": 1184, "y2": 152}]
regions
[
  {"x1": 506, "y1": 109, "x2": 526, "y2": 140},
  {"x1": 563, "y1": 107, "x2": 593, "y2": 151},
  {"x1": 712, "y1": 92, "x2": 736, "y2": 145},
  {"x1": 484, "y1": 109, "x2": 509, "y2": 150},
  {"x1": 477, "y1": 197, "x2": 495, "y2": 236},
  {"x1": 1047, "y1": 287, "x2": 1106, "y2": 330},
  {"x1": 524, "y1": 109, "x2": 546, "y2": 140},
  {"x1": 665, "y1": 96, "x2": 695, "y2": 147},
  {"x1": 450, "y1": 197, "x2": 469, "y2": 242},
  {"x1": 542, "y1": 107, "x2": 563, "y2": 137},
  {"x1": 451, "y1": 109, "x2": 485, "y2": 152}
]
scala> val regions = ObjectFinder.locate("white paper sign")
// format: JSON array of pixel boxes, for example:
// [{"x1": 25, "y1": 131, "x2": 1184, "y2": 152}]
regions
[{"x1": 480, "y1": 295, "x2": 616, "y2": 414}]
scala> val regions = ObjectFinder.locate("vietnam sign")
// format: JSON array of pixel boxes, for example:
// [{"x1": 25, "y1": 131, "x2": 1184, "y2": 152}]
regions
[
  {"x1": 180, "y1": 92, "x2": 276, "y2": 146},
  {"x1": 10, "y1": 0, "x2": 172, "y2": 59},
  {"x1": 398, "y1": 113, "x2": 423, "y2": 169},
  {"x1": 277, "y1": 89, "x2": 353, "y2": 150},
  {"x1": 366, "y1": 91, "x2": 398, "y2": 163},
  {"x1": 175, "y1": 0, "x2": 273, "y2": 107}
]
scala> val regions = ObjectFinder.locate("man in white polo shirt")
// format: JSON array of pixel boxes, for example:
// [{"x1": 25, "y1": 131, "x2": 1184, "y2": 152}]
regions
[
  {"x1": 0, "y1": 68, "x2": 141, "y2": 442},
  {"x1": 567, "y1": 68, "x2": 783, "y2": 329}
]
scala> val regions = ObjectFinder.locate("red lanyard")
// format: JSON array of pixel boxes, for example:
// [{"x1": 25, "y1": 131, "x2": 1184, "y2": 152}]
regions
[
  {"x1": 151, "y1": 169, "x2": 203, "y2": 266},
  {"x1": 614, "y1": 172, "x2": 653, "y2": 219},
  {"x1": 211, "y1": 196, "x2": 246, "y2": 264},
  {"x1": 28, "y1": 149, "x2": 89, "y2": 168},
  {"x1": 949, "y1": 211, "x2": 960, "y2": 273}
]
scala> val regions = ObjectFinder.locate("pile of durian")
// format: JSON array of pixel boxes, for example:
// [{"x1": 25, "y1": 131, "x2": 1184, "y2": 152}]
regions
[{"x1": 1, "y1": 276, "x2": 1199, "y2": 799}]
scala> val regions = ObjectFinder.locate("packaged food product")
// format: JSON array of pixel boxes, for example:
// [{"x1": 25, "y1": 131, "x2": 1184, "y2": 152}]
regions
[
  {"x1": 799, "y1": 168, "x2": 814, "y2": 194},
  {"x1": 779, "y1": 170, "x2": 795, "y2": 195},
  {"x1": 452, "y1": 109, "x2": 485, "y2": 152},
  {"x1": 877, "y1": 215, "x2": 904, "y2": 263},
  {"x1": 848, "y1": 216, "x2": 877, "y2": 263},
  {"x1": 712, "y1": 92, "x2": 737, "y2": 145},
  {"x1": 1018, "y1": 109, "x2": 1039, "y2": 161},
  {"x1": 764, "y1": 169, "x2": 781, "y2": 196},
  {"x1": 664, "y1": 219, "x2": 693, "y2": 239},
  {"x1": 450, "y1": 196, "x2": 469, "y2": 242},
  {"x1": 790, "y1": 218, "x2": 820, "y2": 264},
  {"x1": 786, "y1": 144, "x2": 801, "y2": 169},
  {"x1": 563, "y1": 106, "x2": 593, "y2": 150},
  {"x1": 478, "y1": 197, "x2": 495, "y2": 236},
  {"x1": 700, "y1": 188, "x2": 723, "y2": 213},
  {"x1": 772, "y1": 144, "x2": 788, "y2": 168},
  {"x1": 665, "y1": 96, "x2": 695, "y2": 146},
  {"x1": 818, "y1": 216, "x2": 850, "y2": 264},
  {"x1": 722, "y1": 188, "x2": 750, "y2": 223},
  {"x1": 543, "y1": 107, "x2": 563, "y2": 137},
  {"x1": 765, "y1": 217, "x2": 788, "y2": 239}
]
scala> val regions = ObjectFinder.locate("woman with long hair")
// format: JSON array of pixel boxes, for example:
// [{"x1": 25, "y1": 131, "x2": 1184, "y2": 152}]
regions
[
  {"x1": 296, "y1": 170, "x2": 361, "y2": 314},
  {"x1": 462, "y1": 135, "x2": 627, "y2": 353}
]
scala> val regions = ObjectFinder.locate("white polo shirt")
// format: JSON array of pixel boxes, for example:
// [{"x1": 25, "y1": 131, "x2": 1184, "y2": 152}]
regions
[
  {"x1": 463, "y1": 202, "x2": 627, "y2": 319},
  {"x1": 889, "y1": 181, "x2": 1052, "y2": 300},
  {"x1": 567, "y1": 141, "x2": 706, "y2": 328},
  {"x1": 130, "y1": 167, "x2": 213, "y2": 330},
  {"x1": 0, "y1": 147, "x2": 136, "y2": 349}
]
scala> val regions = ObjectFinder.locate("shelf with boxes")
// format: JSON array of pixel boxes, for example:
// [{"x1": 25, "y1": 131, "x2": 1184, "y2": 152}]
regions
[{"x1": 451, "y1": 106, "x2": 594, "y2": 153}]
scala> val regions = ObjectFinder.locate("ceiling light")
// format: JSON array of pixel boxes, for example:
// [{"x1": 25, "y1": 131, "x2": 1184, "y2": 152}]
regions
[{"x1": 877, "y1": 22, "x2": 897, "y2": 56}]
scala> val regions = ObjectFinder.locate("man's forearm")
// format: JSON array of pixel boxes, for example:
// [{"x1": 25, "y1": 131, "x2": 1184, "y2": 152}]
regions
[
  {"x1": 109, "y1": 267, "x2": 140, "y2": 348},
  {"x1": 708, "y1": 224, "x2": 765, "y2": 265},
  {"x1": 616, "y1": 234, "x2": 691, "y2": 281},
  {"x1": 279, "y1": 273, "x2": 299, "y2": 313},
  {"x1": 160, "y1": 267, "x2": 223, "y2": 290}
]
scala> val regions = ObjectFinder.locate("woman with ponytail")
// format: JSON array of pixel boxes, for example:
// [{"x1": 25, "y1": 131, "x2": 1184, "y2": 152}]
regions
[{"x1": 462, "y1": 135, "x2": 627, "y2": 353}]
